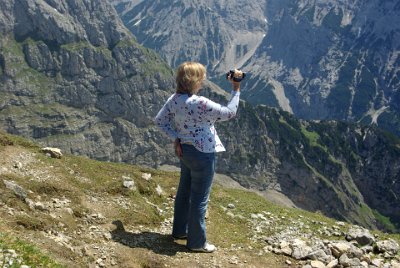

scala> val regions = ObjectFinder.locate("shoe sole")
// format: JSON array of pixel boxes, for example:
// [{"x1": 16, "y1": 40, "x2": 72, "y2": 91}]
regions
[
  {"x1": 189, "y1": 249, "x2": 215, "y2": 253},
  {"x1": 172, "y1": 235, "x2": 187, "y2": 240},
  {"x1": 188, "y1": 246, "x2": 216, "y2": 253}
]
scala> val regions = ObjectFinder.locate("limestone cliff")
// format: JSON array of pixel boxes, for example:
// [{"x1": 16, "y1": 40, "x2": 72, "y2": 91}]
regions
[{"x1": 113, "y1": 0, "x2": 267, "y2": 75}]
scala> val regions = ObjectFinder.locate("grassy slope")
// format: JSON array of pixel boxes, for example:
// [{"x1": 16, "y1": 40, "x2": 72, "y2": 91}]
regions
[{"x1": 0, "y1": 131, "x2": 399, "y2": 267}]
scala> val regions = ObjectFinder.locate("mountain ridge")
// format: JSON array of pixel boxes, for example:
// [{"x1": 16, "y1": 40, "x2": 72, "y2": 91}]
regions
[{"x1": 112, "y1": 0, "x2": 400, "y2": 137}]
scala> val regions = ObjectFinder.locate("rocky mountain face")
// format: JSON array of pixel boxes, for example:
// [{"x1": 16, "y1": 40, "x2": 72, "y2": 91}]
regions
[
  {"x1": 0, "y1": 0, "x2": 399, "y2": 232},
  {"x1": 244, "y1": 0, "x2": 400, "y2": 136},
  {"x1": 0, "y1": 0, "x2": 175, "y2": 164},
  {"x1": 113, "y1": 0, "x2": 400, "y2": 137},
  {"x1": 113, "y1": 0, "x2": 267, "y2": 75}
]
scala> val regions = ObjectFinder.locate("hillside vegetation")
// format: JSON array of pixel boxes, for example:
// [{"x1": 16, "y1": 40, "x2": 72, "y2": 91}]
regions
[{"x1": 0, "y1": 131, "x2": 399, "y2": 268}]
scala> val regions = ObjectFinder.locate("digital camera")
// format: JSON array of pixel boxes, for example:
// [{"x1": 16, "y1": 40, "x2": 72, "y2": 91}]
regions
[{"x1": 226, "y1": 70, "x2": 246, "y2": 82}]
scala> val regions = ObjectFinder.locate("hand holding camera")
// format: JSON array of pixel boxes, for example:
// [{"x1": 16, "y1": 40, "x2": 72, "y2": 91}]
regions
[
  {"x1": 226, "y1": 69, "x2": 246, "y2": 82},
  {"x1": 226, "y1": 69, "x2": 245, "y2": 92}
]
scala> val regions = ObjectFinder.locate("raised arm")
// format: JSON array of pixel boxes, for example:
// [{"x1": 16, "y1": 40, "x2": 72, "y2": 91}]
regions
[
  {"x1": 200, "y1": 74, "x2": 241, "y2": 122},
  {"x1": 199, "y1": 91, "x2": 240, "y2": 122}
]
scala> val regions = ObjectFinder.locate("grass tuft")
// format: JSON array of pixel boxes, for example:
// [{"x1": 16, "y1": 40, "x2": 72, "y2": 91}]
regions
[{"x1": 0, "y1": 233, "x2": 63, "y2": 267}]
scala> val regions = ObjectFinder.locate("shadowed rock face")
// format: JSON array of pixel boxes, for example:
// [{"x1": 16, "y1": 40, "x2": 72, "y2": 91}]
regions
[
  {"x1": 113, "y1": 0, "x2": 400, "y2": 137},
  {"x1": 0, "y1": 0, "x2": 399, "y2": 231}
]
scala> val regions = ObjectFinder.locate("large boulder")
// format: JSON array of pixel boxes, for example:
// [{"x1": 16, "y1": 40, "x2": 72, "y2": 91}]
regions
[
  {"x1": 375, "y1": 239, "x2": 399, "y2": 257},
  {"x1": 345, "y1": 227, "x2": 375, "y2": 246},
  {"x1": 41, "y1": 147, "x2": 63, "y2": 159}
]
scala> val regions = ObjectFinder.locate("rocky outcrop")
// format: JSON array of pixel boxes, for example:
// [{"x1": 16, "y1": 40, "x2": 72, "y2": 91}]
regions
[
  {"x1": 13, "y1": 0, "x2": 130, "y2": 47},
  {"x1": 0, "y1": 0, "x2": 174, "y2": 162},
  {"x1": 220, "y1": 203, "x2": 400, "y2": 268},
  {"x1": 265, "y1": 225, "x2": 400, "y2": 268}
]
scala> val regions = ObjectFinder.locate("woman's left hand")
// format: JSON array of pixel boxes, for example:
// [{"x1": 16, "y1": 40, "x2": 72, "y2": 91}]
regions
[{"x1": 174, "y1": 138, "x2": 182, "y2": 158}]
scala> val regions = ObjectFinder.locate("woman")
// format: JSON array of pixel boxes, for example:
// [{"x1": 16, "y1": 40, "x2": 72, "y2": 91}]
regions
[{"x1": 155, "y1": 62, "x2": 242, "y2": 253}]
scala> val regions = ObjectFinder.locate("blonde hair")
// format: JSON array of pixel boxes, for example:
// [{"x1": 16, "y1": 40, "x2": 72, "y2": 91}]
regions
[{"x1": 176, "y1": 62, "x2": 206, "y2": 94}]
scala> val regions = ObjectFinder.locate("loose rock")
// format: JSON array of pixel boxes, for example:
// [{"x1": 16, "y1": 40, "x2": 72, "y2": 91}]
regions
[
  {"x1": 326, "y1": 259, "x2": 338, "y2": 268},
  {"x1": 141, "y1": 173, "x2": 152, "y2": 181},
  {"x1": 227, "y1": 203, "x2": 236, "y2": 209},
  {"x1": 291, "y1": 239, "x2": 313, "y2": 260},
  {"x1": 310, "y1": 260, "x2": 325, "y2": 268},
  {"x1": 375, "y1": 239, "x2": 399, "y2": 256},
  {"x1": 155, "y1": 184, "x2": 163, "y2": 196},
  {"x1": 345, "y1": 227, "x2": 375, "y2": 246},
  {"x1": 41, "y1": 147, "x2": 62, "y2": 159},
  {"x1": 3, "y1": 180, "x2": 27, "y2": 200},
  {"x1": 122, "y1": 179, "x2": 136, "y2": 190}
]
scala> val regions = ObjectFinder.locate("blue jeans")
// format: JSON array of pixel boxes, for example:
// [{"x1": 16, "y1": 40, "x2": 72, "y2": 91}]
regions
[{"x1": 172, "y1": 144, "x2": 216, "y2": 249}]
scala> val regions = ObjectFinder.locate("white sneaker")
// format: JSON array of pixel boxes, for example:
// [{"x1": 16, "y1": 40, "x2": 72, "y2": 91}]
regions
[{"x1": 189, "y1": 242, "x2": 216, "y2": 253}]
